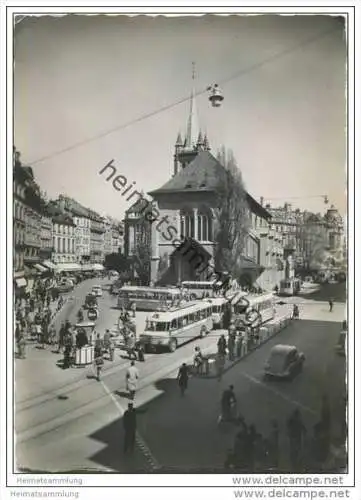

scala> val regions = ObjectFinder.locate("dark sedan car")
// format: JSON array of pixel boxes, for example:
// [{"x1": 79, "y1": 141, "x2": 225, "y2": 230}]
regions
[{"x1": 264, "y1": 344, "x2": 305, "y2": 380}]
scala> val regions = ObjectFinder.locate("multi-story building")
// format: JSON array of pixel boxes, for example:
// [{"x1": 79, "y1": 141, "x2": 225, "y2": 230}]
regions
[
  {"x1": 112, "y1": 222, "x2": 124, "y2": 254},
  {"x1": 13, "y1": 148, "x2": 52, "y2": 290},
  {"x1": 73, "y1": 215, "x2": 91, "y2": 264},
  {"x1": 89, "y1": 214, "x2": 105, "y2": 264},
  {"x1": 253, "y1": 211, "x2": 285, "y2": 291},
  {"x1": 266, "y1": 201, "x2": 345, "y2": 273},
  {"x1": 103, "y1": 218, "x2": 113, "y2": 256},
  {"x1": 265, "y1": 203, "x2": 303, "y2": 256},
  {"x1": 51, "y1": 214, "x2": 76, "y2": 267},
  {"x1": 55, "y1": 195, "x2": 92, "y2": 264},
  {"x1": 324, "y1": 205, "x2": 344, "y2": 267},
  {"x1": 39, "y1": 214, "x2": 53, "y2": 262},
  {"x1": 13, "y1": 151, "x2": 28, "y2": 288}
]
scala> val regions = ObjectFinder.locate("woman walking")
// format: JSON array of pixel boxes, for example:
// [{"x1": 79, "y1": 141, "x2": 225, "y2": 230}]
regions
[{"x1": 177, "y1": 363, "x2": 189, "y2": 397}]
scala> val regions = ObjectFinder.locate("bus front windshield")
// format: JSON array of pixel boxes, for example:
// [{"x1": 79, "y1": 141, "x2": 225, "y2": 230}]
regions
[{"x1": 146, "y1": 321, "x2": 170, "y2": 332}]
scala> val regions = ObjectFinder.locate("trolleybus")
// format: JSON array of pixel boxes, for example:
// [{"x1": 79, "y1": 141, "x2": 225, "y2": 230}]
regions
[
  {"x1": 139, "y1": 301, "x2": 213, "y2": 352},
  {"x1": 117, "y1": 286, "x2": 182, "y2": 311}
]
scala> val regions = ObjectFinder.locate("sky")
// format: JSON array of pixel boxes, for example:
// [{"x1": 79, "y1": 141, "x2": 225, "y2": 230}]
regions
[{"x1": 14, "y1": 14, "x2": 347, "y2": 220}]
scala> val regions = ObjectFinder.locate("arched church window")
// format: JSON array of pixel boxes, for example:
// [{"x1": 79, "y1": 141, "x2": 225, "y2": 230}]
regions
[
  {"x1": 197, "y1": 211, "x2": 213, "y2": 241},
  {"x1": 180, "y1": 210, "x2": 194, "y2": 239}
]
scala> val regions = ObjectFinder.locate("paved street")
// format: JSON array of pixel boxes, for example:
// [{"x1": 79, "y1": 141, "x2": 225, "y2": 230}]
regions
[
  {"x1": 135, "y1": 300, "x2": 346, "y2": 472},
  {"x1": 15, "y1": 279, "x2": 346, "y2": 473},
  {"x1": 15, "y1": 278, "x2": 228, "y2": 472}
]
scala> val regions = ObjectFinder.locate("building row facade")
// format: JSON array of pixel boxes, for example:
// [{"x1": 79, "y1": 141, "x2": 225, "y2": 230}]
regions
[{"x1": 13, "y1": 148, "x2": 124, "y2": 292}]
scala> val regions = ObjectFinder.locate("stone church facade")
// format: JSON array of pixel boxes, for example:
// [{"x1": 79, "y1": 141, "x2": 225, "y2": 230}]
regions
[{"x1": 124, "y1": 82, "x2": 286, "y2": 289}]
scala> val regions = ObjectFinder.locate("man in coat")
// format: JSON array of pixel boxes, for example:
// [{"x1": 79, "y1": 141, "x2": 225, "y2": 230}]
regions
[
  {"x1": 126, "y1": 360, "x2": 139, "y2": 400},
  {"x1": 123, "y1": 403, "x2": 137, "y2": 454}
]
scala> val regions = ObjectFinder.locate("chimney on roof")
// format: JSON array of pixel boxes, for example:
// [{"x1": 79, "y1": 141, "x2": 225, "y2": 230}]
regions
[{"x1": 260, "y1": 197, "x2": 264, "y2": 206}]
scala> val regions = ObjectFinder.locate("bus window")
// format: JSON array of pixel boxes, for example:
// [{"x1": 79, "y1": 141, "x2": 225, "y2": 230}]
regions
[
  {"x1": 154, "y1": 322, "x2": 169, "y2": 332},
  {"x1": 171, "y1": 319, "x2": 177, "y2": 329}
]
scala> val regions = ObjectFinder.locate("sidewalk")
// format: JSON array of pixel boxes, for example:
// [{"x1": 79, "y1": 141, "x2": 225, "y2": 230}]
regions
[{"x1": 15, "y1": 294, "x2": 81, "y2": 403}]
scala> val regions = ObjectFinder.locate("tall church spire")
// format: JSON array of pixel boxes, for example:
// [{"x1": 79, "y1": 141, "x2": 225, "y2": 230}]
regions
[{"x1": 184, "y1": 62, "x2": 199, "y2": 149}]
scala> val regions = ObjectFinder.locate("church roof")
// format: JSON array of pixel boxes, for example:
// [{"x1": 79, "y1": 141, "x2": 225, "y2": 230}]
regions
[
  {"x1": 149, "y1": 151, "x2": 226, "y2": 195},
  {"x1": 149, "y1": 150, "x2": 270, "y2": 219}
]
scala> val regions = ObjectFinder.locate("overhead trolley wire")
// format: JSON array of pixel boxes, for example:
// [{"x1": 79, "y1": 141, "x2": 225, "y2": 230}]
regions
[{"x1": 28, "y1": 24, "x2": 342, "y2": 167}]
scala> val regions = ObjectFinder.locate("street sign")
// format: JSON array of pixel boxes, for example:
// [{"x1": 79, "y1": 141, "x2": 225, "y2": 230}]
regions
[{"x1": 87, "y1": 308, "x2": 98, "y2": 321}]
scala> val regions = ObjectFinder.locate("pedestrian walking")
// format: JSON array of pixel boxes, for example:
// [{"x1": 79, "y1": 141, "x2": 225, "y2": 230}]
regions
[
  {"x1": 126, "y1": 360, "x2": 139, "y2": 400},
  {"x1": 49, "y1": 325, "x2": 57, "y2": 346},
  {"x1": 58, "y1": 322, "x2": 66, "y2": 353},
  {"x1": 94, "y1": 351, "x2": 104, "y2": 381},
  {"x1": 136, "y1": 342, "x2": 145, "y2": 362},
  {"x1": 228, "y1": 326, "x2": 236, "y2": 361},
  {"x1": 17, "y1": 334, "x2": 26, "y2": 359},
  {"x1": 123, "y1": 402, "x2": 137, "y2": 454},
  {"x1": 328, "y1": 298, "x2": 334, "y2": 312},
  {"x1": 131, "y1": 302, "x2": 137, "y2": 318},
  {"x1": 177, "y1": 362, "x2": 189, "y2": 396},
  {"x1": 94, "y1": 333, "x2": 103, "y2": 358},
  {"x1": 219, "y1": 385, "x2": 237, "y2": 423},
  {"x1": 235, "y1": 331, "x2": 243, "y2": 358},
  {"x1": 193, "y1": 346, "x2": 204, "y2": 375},
  {"x1": 108, "y1": 338, "x2": 115, "y2": 362},
  {"x1": 287, "y1": 409, "x2": 307, "y2": 471},
  {"x1": 217, "y1": 334, "x2": 227, "y2": 356}
]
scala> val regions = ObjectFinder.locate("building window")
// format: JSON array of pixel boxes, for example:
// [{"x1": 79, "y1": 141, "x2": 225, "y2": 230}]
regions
[
  {"x1": 197, "y1": 213, "x2": 212, "y2": 241},
  {"x1": 180, "y1": 210, "x2": 194, "y2": 239}
]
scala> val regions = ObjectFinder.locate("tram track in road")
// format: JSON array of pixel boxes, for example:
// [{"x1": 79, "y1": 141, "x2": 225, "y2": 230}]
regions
[
  {"x1": 16, "y1": 341, "x2": 217, "y2": 443},
  {"x1": 16, "y1": 280, "x2": 120, "y2": 409}
]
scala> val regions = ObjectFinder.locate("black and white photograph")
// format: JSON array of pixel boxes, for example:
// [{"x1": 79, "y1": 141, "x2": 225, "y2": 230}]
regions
[{"x1": 1, "y1": 3, "x2": 359, "y2": 498}]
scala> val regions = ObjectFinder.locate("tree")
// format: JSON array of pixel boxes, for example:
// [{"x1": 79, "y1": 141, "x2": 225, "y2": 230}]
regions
[
  {"x1": 214, "y1": 147, "x2": 251, "y2": 278},
  {"x1": 299, "y1": 213, "x2": 329, "y2": 271},
  {"x1": 103, "y1": 252, "x2": 129, "y2": 273}
]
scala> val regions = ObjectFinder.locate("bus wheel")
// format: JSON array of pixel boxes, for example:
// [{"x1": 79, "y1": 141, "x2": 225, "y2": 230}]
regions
[
  {"x1": 190, "y1": 294, "x2": 197, "y2": 301},
  {"x1": 168, "y1": 339, "x2": 177, "y2": 353}
]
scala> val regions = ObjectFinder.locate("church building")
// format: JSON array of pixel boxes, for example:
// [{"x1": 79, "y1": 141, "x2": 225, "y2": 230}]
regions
[{"x1": 124, "y1": 78, "x2": 286, "y2": 289}]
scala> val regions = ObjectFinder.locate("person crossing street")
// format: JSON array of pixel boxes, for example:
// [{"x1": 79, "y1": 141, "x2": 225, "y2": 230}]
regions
[
  {"x1": 125, "y1": 360, "x2": 139, "y2": 400},
  {"x1": 123, "y1": 403, "x2": 137, "y2": 454}
]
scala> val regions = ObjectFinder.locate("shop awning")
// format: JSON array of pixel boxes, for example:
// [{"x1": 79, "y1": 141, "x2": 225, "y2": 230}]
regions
[
  {"x1": 34, "y1": 263, "x2": 48, "y2": 273},
  {"x1": 55, "y1": 263, "x2": 82, "y2": 272},
  {"x1": 81, "y1": 265, "x2": 94, "y2": 272},
  {"x1": 42, "y1": 260, "x2": 56, "y2": 270},
  {"x1": 14, "y1": 271, "x2": 25, "y2": 279},
  {"x1": 92, "y1": 264, "x2": 104, "y2": 271},
  {"x1": 15, "y1": 278, "x2": 27, "y2": 287}
]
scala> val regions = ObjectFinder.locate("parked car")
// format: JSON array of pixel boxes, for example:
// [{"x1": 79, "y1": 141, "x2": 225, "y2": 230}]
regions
[
  {"x1": 57, "y1": 279, "x2": 74, "y2": 293},
  {"x1": 264, "y1": 344, "x2": 305, "y2": 380},
  {"x1": 92, "y1": 285, "x2": 103, "y2": 297}
]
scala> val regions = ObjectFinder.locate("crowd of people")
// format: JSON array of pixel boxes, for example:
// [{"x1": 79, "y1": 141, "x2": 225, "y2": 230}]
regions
[
  {"x1": 14, "y1": 277, "x2": 65, "y2": 359},
  {"x1": 223, "y1": 393, "x2": 346, "y2": 473}
]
